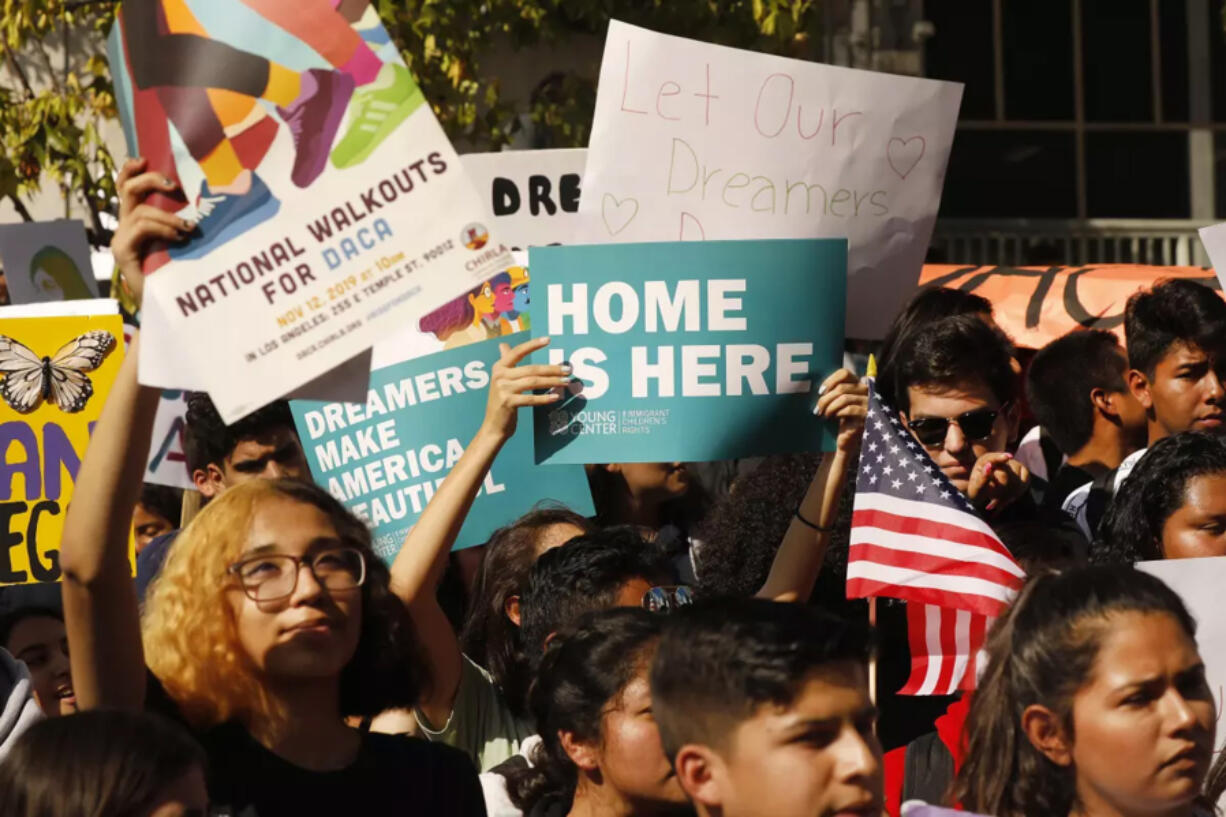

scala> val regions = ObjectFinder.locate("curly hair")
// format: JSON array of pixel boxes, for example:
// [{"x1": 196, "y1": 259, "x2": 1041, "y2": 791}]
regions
[
  {"x1": 1096, "y1": 431, "x2": 1226, "y2": 564},
  {"x1": 142, "y1": 479, "x2": 424, "y2": 729},
  {"x1": 952, "y1": 565, "x2": 1200, "y2": 817}
]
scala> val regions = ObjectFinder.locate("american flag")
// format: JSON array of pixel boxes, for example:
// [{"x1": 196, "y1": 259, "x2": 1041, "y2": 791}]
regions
[
  {"x1": 846, "y1": 384, "x2": 1025, "y2": 619},
  {"x1": 900, "y1": 603, "x2": 995, "y2": 696}
]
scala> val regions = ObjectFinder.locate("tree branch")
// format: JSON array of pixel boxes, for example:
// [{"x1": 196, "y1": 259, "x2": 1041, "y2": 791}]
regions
[{"x1": 6, "y1": 194, "x2": 34, "y2": 222}]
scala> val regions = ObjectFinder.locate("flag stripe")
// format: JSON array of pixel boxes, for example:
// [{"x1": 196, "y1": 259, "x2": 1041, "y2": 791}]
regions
[
  {"x1": 848, "y1": 541, "x2": 1026, "y2": 590},
  {"x1": 852, "y1": 503, "x2": 1023, "y2": 569},
  {"x1": 846, "y1": 570, "x2": 1010, "y2": 618},
  {"x1": 900, "y1": 604, "x2": 997, "y2": 697},
  {"x1": 854, "y1": 491, "x2": 1001, "y2": 540}
]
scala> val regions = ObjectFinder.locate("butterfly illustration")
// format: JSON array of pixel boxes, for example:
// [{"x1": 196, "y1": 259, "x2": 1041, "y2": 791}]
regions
[{"x1": 0, "y1": 331, "x2": 117, "y2": 414}]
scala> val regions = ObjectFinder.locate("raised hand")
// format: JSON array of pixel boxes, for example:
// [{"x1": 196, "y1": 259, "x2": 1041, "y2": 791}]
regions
[
  {"x1": 480, "y1": 336, "x2": 572, "y2": 441},
  {"x1": 110, "y1": 157, "x2": 193, "y2": 308},
  {"x1": 814, "y1": 368, "x2": 869, "y2": 453}
]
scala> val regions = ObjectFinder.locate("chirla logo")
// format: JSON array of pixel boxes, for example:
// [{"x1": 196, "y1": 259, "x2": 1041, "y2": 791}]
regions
[{"x1": 461, "y1": 223, "x2": 489, "y2": 250}]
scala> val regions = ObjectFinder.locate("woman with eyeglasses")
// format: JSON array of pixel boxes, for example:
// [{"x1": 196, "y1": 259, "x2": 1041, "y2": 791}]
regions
[
  {"x1": 59, "y1": 337, "x2": 484, "y2": 815},
  {"x1": 505, "y1": 608, "x2": 694, "y2": 817}
]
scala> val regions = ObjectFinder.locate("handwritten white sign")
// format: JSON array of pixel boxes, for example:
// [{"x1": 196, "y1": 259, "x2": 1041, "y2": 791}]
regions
[{"x1": 578, "y1": 20, "x2": 963, "y2": 339}]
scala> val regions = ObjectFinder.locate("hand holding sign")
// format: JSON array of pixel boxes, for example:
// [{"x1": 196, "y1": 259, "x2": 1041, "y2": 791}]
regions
[
  {"x1": 111, "y1": 158, "x2": 194, "y2": 309},
  {"x1": 482, "y1": 336, "x2": 570, "y2": 441}
]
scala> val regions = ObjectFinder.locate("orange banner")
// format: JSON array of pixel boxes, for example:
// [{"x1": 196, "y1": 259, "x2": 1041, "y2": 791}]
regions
[{"x1": 918, "y1": 265, "x2": 1224, "y2": 350}]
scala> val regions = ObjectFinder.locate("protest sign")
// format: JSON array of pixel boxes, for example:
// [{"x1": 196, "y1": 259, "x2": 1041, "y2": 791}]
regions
[
  {"x1": 1200, "y1": 222, "x2": 1226, "y2": 292},
  {"x1": 0, "y1": 220, "x2": 97, "y2": 304},
  {"x1": 530, "y1": 239, "x2": 846, "y2": 465},
  {"x1": 146, "y1": 390, "x2": 194, "y2": 491},
  {"x1": 461, "y1": 149, "x2": 586, "y2": 251},
  {"x1": 577, "y1": 20, "x2": 962, "y2": 340},
  {"x1": 107, "y1": 1, "x2": 514, "y2": 424},
  {"x1": 0, "y1": 307, "x2": 126, "y2": 585},
  {"x1": 291, "y1": 333, "x2": 594, "y2": 559},
  {"x1": 1139, "y1": 557, "x2": 1226, "y2": 806},
  {"x1": 918, "y1": 264, "x2": 1223, "y2": 349}
]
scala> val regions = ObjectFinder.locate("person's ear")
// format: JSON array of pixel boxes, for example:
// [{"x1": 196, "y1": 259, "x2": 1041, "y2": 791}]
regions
[
  {"x1": 603, "y1": 463, "x2": 622, "y2": 475},
  {"x1": 1127, "y1": 369, "x2": 1154, "y2": 412},
  {"x1": 674, "y1": 744, "x2": 727, "y2": 808},
  {"x1": 192, "y1": 464, "x2": 226, "y2": 499},
  {"x1": 504, "y1": 595, "x2": 522, "y2": 627},
  {"x1": 1089, "y1": 386, "x2": 1114, "y2": 418},
  {"x1": 560, "y1": 730, "x2": 600, "y2": 773},
  {"x1": 1021, "y1": 704, "x2": 1073, "y2": 766}
]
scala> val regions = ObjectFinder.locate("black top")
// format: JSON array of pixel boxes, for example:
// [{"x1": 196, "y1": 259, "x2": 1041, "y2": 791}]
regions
[
  {"x1": 1040, "y1": 463, "x2": 1095, "y2": 512},
  {"x1": 146, "y1": 673, "x2": 486, "y2": 816}
]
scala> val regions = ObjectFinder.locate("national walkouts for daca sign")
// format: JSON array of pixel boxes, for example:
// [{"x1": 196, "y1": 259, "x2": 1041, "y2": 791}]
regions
[
  {"x1": 577, "y1": 20, "x2": 962, "y2": 341},
  {"x1": 0, "y1": 312, "x2": 126, "y2": 585},
  {"x1": 530, "y1": 239, "x2": 847, "y2": 465},
  {"x1": 108, "y1": 0, "x2": 513, "y2": 423},
  {"x1": 290, "y1": 334, "x2": 594, "y2": 559}
]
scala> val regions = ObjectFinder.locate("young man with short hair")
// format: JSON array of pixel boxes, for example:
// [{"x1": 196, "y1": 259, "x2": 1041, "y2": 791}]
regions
[
  {"x1": 134, "y1": 392, "x2": 309, "y2": 596},
  {"x1": 1024, "y1": 329, "x2": 1146, "y2": 509},
  {"x1": 182, "y1": 391, "x2": 309, "y2": 498},
  {"x1": 889, "y1": 314, "x2": 1029, "y2": 515},
  {"x1": 1062, "y1": 279, "x2": 1226, "y2": 538},
  {"x1": 651, "y1": 598, "x2": 882, "y2": 817}
]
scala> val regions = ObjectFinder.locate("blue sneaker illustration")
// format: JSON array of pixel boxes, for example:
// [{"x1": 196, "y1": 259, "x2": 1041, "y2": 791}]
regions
[{"x1": 169, "y1": 174, "x2": 280, "y2": 261}]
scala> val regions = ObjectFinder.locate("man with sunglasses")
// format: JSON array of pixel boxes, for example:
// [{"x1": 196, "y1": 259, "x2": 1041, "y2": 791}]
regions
[
  {"x1": 890, "y1": 315, "x2": 1030, "y2": 516},
  {"x1": 1062, "y1": 279, "x2": 1226, "y2": 539}
]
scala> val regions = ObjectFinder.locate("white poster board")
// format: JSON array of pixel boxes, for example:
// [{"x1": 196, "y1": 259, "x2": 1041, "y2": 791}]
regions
[
  {"x1": 1199, "y1": 223, "x2": 1226, "y2": 291},
  {"x1": 578, "y1": 20, "x2": 963, "y2": 339},
  {"x1": 1139, "y1": 556, "x2": 1226, "y2": 806},
  {"x1": 461, "y1": 149, "x2": 586, "y2": 250},
  {"x1": 0, "y1": 220, "x2": 97, "y2": 304}
]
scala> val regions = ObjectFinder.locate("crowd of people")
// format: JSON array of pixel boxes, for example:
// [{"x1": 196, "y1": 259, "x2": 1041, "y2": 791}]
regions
[{"x1": 1, "y1": 155, "x2": 1225, "y2": 817}]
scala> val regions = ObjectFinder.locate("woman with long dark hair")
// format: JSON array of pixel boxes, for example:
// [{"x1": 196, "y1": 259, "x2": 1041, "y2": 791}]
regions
[
  {"x1": 1097, "y1": 431, "x2": 1226, "y2": 563},
  {"x1": 507, "y1": 608, "x2": 692, "y2": 817},
  {"x1": 954, "y1": 564, "x2": 1215, "y2": 817}
]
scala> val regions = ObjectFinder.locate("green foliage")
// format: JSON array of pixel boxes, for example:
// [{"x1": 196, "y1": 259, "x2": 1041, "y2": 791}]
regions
[
  {"x1": 1, "y1": 0, "x2": 118, "y2": 230},
  {"x1": 380, "y1": 0, "x2": 823, "y2": 149},
  {"x1": 2, "y1": 0, "x2": 822, "y2": 230}
]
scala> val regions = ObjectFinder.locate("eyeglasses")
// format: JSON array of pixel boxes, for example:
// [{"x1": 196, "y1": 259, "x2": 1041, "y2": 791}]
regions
[
  {"x1": 227, "y1": 547, "x2": 366, "y2": 603},
  {"x1": 905, "y1": 404, "x2": 1007, "y2": 448},
  {"x1": 642, "y1": 585, "x2": 694, "y2": 613}
]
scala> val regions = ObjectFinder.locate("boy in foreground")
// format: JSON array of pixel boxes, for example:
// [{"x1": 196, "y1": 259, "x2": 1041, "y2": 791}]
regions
[{"x1": 651, "y1": 598, "x2": 882, "y2": 817}]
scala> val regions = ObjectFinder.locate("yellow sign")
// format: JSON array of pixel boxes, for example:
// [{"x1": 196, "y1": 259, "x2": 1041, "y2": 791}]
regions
[{"x1": 0, "y1": 313, "x2": 125, "y2": 585}]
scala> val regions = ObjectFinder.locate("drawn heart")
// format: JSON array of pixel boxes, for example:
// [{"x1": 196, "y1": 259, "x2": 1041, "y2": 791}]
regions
[
  {"x1": 887, "y1": 136, "x2": 927, "y2": 180},
  {"x1": 602, "y1": 194, "x2": 639, "y2": 236}
]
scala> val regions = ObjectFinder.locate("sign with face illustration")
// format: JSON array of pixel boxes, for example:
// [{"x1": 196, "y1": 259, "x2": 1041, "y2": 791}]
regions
[{"x1": 0, "y1": 220, "x2": 97, "y2": 305}]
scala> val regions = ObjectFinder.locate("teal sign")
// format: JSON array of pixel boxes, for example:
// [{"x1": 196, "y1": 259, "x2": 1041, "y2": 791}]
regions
[
  {"x1": 530, "y1": 239, "x2": 847, "y2": 464},
  {"x1": 291, "y1": 334, "x2": 594, "y2": 559}
]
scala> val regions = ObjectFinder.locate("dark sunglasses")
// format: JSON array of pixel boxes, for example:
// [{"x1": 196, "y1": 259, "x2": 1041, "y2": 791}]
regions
[
  {"x1": 642, "y1": 585, "x2": 694, "y2": 613},
  {"x1": 906, "y1": 404, "x2": 1007, "y2": 448}
]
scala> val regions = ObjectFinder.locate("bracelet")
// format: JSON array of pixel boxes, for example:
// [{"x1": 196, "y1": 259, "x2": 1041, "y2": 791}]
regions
[{"x1": 794, "y1": 506, "x2": 833, "y2": 533}]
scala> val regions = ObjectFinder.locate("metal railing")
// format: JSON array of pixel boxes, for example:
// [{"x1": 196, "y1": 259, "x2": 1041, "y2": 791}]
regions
[{"x1": 930, "y1": 219, "x2": 1215, "y2": 268}]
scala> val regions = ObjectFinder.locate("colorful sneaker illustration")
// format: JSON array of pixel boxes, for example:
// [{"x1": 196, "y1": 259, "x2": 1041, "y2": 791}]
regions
[
  {"x1": 330, "y1": 62, "x2": 425, "y2": 170},
  {"x1": 169, "y1": 174, "x2": 280, "y2": 261},
  {"x1": 277, "y1": 68, "x2": 355, "y2": 188}
]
